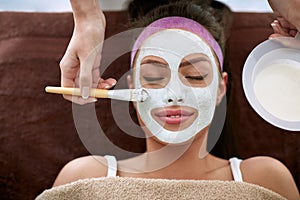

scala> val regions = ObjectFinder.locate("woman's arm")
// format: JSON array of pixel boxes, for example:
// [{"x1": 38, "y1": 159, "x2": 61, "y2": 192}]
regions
[
  {"x1": 242, "y1": 156, "x2": 299, "y2": 200},
  {"x1": 53, "y1": 156, "x2": 108, "y2": 187}
]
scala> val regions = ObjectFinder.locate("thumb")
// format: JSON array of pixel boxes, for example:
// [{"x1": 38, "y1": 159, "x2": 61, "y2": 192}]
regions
[
  {"x1": 269, "y1": 35, "x2": 300, "y2": 50},
  {"x1": 79, "y1": 44, "x2": 102, "y2": 99},
  {"x1": 79, "y1": 57, "x2": 94, "y2": 100}
]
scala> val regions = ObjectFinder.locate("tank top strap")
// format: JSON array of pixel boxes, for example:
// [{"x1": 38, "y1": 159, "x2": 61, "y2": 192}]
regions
[
  {"x1": 229, "y1": 157, "x2": 243, "y2": 182},
  {"x1": 104, "y1": 155, "x2": 118, "y2": 177}
]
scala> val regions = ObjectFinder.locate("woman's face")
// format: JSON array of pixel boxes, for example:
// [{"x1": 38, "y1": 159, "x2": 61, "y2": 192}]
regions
[{"x1": 133, "y1": 29, "x2": 222, "y2": 144}]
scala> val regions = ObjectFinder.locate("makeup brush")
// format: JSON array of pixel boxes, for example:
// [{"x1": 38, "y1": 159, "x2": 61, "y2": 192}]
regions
[{"x1": 45, "y1": 86, "x2": 149, "y2": 102}]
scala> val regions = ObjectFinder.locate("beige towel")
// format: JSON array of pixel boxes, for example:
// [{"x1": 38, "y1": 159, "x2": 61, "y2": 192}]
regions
[{"x1": 36, "y1": 177, "x2": 286, "y2": 200}]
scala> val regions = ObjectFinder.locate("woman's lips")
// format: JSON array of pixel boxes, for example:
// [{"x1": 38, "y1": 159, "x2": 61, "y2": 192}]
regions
[{"x1": 155, "y1": 109, "x2": 194, "y2": 124}]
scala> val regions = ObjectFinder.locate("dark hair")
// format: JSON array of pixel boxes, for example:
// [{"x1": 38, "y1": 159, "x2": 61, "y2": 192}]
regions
[
  {"x1": 128, "y1": 0, "x2": 213, "y2": 19},
  {"x1": 127, "y1": 1, "x2": 225, "y2": 55}
]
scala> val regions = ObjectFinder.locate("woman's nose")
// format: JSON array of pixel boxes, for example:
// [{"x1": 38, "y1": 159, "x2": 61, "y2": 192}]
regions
[
  {"x1": 166, "y1": 97, "x2": 184, "y2": 104},
  {"x1": 163, "y1": 89, "x2": 184, "y2": 104}
]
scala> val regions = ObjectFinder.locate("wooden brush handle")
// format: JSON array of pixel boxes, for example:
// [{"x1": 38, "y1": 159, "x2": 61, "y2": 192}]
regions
[{"x1": 45, "y1": 86, "x2": 108, "y2": 98}]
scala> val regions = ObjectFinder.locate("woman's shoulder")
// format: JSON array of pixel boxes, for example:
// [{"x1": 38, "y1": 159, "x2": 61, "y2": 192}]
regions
[
  {"x1": 52, "y1": 155, "x2": 109, "y2": 187},
  {"x1": 241, "y1": 156, "x2": 299, "y2": 200}
]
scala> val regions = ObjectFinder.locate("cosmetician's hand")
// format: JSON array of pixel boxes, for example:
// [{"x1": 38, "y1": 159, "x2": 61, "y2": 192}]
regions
[
  {"x1": 60, "y1": 0, "x2": 116, "y2": 104},
  {"x1": 268, "y1": 0, "x2": 300, "y2": 38}
]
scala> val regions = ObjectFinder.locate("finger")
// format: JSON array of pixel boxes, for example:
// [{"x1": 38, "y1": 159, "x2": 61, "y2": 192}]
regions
[
  {"x1": 269, "y1": 36, "x2": 300, "y2": 49},
  {"x1": 91, "y1": 44, "x2": 103, "y2": 87},
  {"x1": 271, "y1": 20, "x2": 290, "y2": 36},
  {"x1": 91, "y1": 64, "x2": 101, "y2": 87},
  {"x1": 103, "y1": 78, "x2": 117, "y2": 87},
  {"x1": 97, "y1": 78, "x2": 117, "y2": 89},
  {"x1": 60, "y1": 52, "x2": 80, "y2": 88},
  {"x1": 269, "y1": 33, "x2": 287, "y2": 39},
  {"x1": 276, "y1": 18, "x2": 298, "y2": 37},
  {"x1": 79, "y1": 51, "x2": 98, "y2": 99},
  {"x1": 277, "y1": 17, "x2": 297, "y2": 30}
]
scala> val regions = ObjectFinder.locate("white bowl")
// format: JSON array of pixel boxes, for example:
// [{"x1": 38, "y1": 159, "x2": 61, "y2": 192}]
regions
[{"x1": 242, "y1": 38, "x2": 300, "y2": 131}]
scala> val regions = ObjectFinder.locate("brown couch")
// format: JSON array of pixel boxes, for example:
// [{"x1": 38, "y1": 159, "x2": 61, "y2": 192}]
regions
[{"x1": 0, "y1": 10, "x2": 299, "y2": 200}]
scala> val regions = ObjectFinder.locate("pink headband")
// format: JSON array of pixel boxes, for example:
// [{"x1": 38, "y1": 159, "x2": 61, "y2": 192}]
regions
[{"x1": 131, "y1": 16, "x2": 223, "y2": 71}]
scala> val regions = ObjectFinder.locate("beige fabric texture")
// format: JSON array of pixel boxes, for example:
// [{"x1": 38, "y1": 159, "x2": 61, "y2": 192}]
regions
[{"x1": 36, "y1": 177, "x2": 286, "y2": 200}]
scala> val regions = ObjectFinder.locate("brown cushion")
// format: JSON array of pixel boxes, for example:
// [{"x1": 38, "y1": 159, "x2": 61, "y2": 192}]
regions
[{"x1": 0, "y1": 11, "x2": 298, "y2": 199}]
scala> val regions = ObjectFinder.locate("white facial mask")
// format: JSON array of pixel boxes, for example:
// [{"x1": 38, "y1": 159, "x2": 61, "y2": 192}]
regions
[{"x1": 134, "y1": 29, "x2": 219, "y2": 144}]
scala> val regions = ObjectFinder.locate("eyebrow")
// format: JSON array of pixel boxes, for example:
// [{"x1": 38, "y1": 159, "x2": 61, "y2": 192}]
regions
[
  {"x1": 141, "y1": 59, "x2": 168, "y2": 68},
  {"x1": 180, "y1": 57, "x2": 210, "y2": 68}
]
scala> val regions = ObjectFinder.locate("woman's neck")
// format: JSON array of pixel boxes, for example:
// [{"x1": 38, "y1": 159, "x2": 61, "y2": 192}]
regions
[
  {"x1": 118, "y1": 127, "x2": 223, "y2": 178},
  {"x1": 142, "y1": 128, "x2": 213, "y2": 174},
  {"x1": 145, "y1": 126, "x2": 210, "y2": 158}
]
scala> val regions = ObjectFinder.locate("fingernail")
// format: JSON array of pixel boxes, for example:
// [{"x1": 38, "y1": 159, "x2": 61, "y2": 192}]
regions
[
  {"x1": 271, "y1": 22, "x2": 278, "y2": 30},
  {"x1": 271, "y1": 23, "x2": 279, "y2": 32},
  {"x1": 90, "y1": 99, "x2": 98, "y2": 103},
  {"x1": 104, "y1": 85, "x2": 110, "y2": 89},
  {"x1": 82, "y1": 87, "x2": 90, "y2": 99},
  {"x1": 112, "y1": 80, "x2": 117, "y2": 86}
]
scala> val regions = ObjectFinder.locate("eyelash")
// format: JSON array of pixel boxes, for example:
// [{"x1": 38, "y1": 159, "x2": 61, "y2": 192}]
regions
[
  {"x1": 185, "y1": 74, "x2": 208, "y2": 80},
  {"x1": 143, "y1": 76, "x2": 165, "y2": 82},
  {"x1": 142, "y1": 73, "x2": 208, "y2": 83}
]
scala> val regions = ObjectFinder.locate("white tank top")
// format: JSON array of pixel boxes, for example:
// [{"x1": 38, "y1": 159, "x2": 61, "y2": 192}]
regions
[{"x1": 104, "y1": 155, "x2": 243, "y2": 182}]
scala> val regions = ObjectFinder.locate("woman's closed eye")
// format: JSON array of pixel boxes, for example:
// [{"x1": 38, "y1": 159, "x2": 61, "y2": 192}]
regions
[
  {"x1": 141, "y1": 75, "x2": 169, "y2": 88},
  {"x1": 185, "y1": 74, "x2": 208, "y2": 81},
  {"x1": 143, "y1": 76, "x2": 166, "y2": 82},
  {"x1": 139, "y1": 56, "x2": 171, "y2": 88}
]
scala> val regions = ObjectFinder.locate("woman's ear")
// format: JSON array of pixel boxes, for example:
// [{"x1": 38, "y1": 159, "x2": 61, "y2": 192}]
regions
[
  {"x1": 216, "y1": 72, "x2": 228, "y2": 105},
  {"x1": 127, "y1": 75, "x2": 134, "y2": 89}
]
